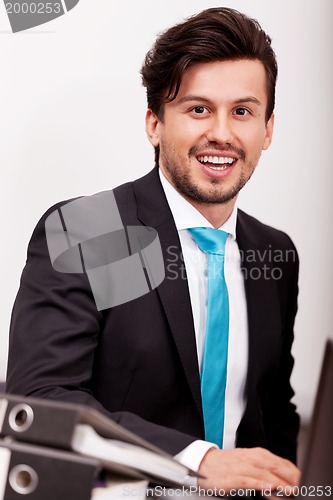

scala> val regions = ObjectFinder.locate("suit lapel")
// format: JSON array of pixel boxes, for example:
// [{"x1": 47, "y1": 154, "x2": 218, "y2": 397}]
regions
[
  {"x1": 236, "y1": 211, "x2": 282, "y2": 392},
  {"x1": 133, "y1": 168, "x2": 203, "y2": 420}
]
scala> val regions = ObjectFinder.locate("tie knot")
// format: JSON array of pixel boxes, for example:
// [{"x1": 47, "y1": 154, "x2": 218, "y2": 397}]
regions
[{"x1": 188, "y1": 227, "x2": 228, "y2": 255}]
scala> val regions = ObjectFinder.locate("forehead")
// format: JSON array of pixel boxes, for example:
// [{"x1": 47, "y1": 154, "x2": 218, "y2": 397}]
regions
[{"x1": 173, "y1": 59, "x2": 268, "y2": 106}]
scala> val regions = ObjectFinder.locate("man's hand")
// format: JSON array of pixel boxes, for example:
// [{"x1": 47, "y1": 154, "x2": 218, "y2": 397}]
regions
[{"x1": 198, "y1": 447, "x2": 301, "y2": 494}]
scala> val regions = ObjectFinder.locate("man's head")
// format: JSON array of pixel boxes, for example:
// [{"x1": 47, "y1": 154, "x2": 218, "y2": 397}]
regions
[
  {"x1": 142, "y1": 8, "x2": 277, "y2": 217},
  {"x1": 141, "y1": 8, "x2": 277, "y2": 123}
]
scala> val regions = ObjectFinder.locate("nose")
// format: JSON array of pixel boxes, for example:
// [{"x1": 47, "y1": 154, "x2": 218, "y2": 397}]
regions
[{"x1": 205, "y1": 112, "x2": 235, "y2": 145}]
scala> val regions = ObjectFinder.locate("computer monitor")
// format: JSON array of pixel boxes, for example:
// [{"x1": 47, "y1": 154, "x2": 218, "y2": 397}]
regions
[{"x1": 301, "y1": 338, "x2": 333, "y2": 490}]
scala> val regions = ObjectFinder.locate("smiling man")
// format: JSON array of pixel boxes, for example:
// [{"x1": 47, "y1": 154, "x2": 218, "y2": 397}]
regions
[
  {"x1": 7, "y1": 7, "x2": 300, "y2": 495},
  {"x1": 146, "y1": 59, "x2": 274, "y2": 228}
]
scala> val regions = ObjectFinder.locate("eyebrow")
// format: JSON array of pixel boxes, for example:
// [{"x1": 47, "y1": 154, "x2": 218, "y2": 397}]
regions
[
  {"x1": 176, "y1": 95, "x2": 262, "y2": 107},
  {"x1": 233, "y1": 96, "x2": 262, "y2": 106}
]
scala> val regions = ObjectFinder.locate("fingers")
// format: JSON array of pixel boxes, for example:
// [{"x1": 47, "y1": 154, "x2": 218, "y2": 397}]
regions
[
  {"x1": 198, "y1": 447, "x2": 301, "y2": 494},
  {"x1": 244, "y1": 448, "x2": 301, "y2": 488}
]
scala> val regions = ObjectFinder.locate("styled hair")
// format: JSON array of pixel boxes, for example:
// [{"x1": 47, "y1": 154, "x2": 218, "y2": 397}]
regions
[{"x1": 141, "y1": 7, "x2": 277, "y2": 123}]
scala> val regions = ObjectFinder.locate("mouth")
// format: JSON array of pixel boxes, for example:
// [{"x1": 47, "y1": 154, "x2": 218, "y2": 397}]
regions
[{"x1": 197, "y1": 155, "x2": 236, "y2": 171}]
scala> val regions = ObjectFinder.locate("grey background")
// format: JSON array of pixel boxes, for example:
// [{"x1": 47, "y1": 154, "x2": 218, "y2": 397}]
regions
[{"x1": 0, "y1": 0, "x2": 332, "y2": 424}]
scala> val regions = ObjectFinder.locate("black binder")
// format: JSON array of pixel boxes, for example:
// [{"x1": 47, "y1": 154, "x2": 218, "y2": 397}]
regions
[
  {"x1": 0, "y1": 440, "x2": 99, "y2": 500},
  {"x1": 0, "y1": 393, "x2": 164, "y2": 454},
  {"x1": 0, "y1": 394, "x2": 198, "y2": 487}
]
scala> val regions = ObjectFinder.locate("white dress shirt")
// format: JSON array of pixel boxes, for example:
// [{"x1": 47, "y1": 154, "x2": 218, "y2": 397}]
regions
[{"x1": 159, "y1": 170, "x2": 249, "y2": 471}]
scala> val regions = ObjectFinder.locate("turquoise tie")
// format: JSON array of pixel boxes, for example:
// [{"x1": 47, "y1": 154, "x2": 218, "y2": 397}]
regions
[{"x1": 188, "y1": 227, "x2": 229, "y2": 447}]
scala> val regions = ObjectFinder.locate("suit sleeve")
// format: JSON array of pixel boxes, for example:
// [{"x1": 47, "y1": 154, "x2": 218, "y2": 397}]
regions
[{"x1": 6, "y1": 207, "x2": 197, "y2": 455}]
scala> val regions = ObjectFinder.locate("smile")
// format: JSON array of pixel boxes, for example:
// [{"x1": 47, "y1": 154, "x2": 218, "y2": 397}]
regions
[{"x1": 197, "y1": 155, "x2": 236, "y2": 170}]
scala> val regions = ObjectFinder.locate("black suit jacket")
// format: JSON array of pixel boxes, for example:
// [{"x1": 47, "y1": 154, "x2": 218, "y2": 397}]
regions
[{"x1": 6, "y1": 167, "x2": 300, "y2": 462}]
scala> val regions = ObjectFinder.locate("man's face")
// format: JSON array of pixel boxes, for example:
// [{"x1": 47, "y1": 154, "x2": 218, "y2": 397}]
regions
[{"x1": 146, "y1": 59, "x2": 274, "y2": 205}]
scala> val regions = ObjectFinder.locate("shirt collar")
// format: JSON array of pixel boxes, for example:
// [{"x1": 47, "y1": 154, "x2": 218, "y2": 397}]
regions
[{"x1": 159, "y1": 169, "x2": 237, "y2": 239}]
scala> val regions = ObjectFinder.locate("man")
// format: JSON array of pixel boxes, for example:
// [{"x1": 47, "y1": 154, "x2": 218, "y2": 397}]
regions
[{"x1": 6, "y1": 7, "x2": 300, "y2": 494}]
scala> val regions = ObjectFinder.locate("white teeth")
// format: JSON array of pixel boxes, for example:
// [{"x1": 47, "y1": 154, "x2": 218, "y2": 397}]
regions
[
  {"x1": 208, "y1": 165, "x2": 228, "y2": 171},
  {"x1": 198, "y1": 155, "x2": 235, "y2": 165}
]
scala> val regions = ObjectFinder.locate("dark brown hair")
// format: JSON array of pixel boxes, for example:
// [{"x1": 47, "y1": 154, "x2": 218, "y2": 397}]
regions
[{"x1": 141, "y1": 7, "x2": 277, "y2": 123}]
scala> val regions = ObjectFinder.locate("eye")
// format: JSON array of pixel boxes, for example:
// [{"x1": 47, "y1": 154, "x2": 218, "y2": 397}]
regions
[
  {"x1": 233, "y1": 107, "x2": 251, "y2": 117},
  {"x1": 190, "y1": 105, "x2": 210, "y2": 116}
]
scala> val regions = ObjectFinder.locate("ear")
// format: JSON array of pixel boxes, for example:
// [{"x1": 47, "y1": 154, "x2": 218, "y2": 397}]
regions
[
  {"x1": 262, "y1": 113, "x2": 274, "y2": 151},
  {"x1": 145, "y1": 109, "x2": 161, "y2": 147}
]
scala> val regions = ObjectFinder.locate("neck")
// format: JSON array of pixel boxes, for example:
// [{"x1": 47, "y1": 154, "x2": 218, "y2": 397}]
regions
[{"x1": 185, "y1": 196, "x2": 237, "y2": 228}]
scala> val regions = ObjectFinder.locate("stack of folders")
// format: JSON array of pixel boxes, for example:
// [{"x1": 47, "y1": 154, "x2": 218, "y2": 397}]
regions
[{"x1": 0, "y1": 393, "x2": 198, "y2": 499}]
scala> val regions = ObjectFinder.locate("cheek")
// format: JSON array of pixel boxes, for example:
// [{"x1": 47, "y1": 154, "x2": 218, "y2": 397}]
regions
[
  {"x1": 173, "y1": 117, "x2": 206, "y2": 143},
  {"x1": 242, "y1": 127, "x2": 269, "y2": 153},
  {"x1": 162, "y1": 132, "x2": 197, "y2": 155}
]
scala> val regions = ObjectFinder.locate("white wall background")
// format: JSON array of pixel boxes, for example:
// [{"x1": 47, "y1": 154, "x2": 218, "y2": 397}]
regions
[{"x1": 1, "y1": 0, "x2": 332, "y2": 422}]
